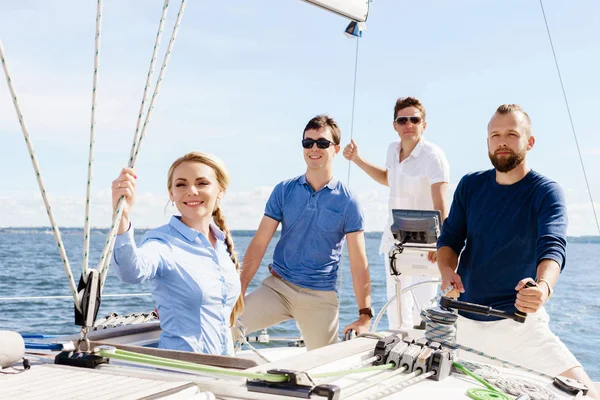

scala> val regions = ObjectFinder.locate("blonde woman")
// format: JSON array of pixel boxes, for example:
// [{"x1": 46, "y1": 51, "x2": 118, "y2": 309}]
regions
[{"x1": 111, "y1": 152, "x2": 242, "y2": 355}]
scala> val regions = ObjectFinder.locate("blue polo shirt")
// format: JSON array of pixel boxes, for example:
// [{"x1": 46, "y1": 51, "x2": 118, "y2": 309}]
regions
[
  {"x1": 437, "y1": 169, "x2": 567, "y2": 321},
  {"x1": 265, "y1": 175, "x2": 364, "y2": 291}
]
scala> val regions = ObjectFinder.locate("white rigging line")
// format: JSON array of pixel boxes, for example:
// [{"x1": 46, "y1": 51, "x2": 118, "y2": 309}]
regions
[
  {"x1": 346, "y1": 36, "x2": 360, "y2": 187},
  {"x1": 98, "y1": 0, "x2": 188, "y2": 286},
  {"x1": 129, "y1": 0, "x2": 170, "y2": 164},
  {"x1": 82, "y1": 0, "x2": 104, "y2": 278},
  {"x1": 539, "y1": 0, "x2": 600, "y2": 235},
  {"x1": 339, "y1": 33, "x2": 362, "y2": 306},
  {"x1": 0, "y1": 41, "x2": 81, "y2": 312}
]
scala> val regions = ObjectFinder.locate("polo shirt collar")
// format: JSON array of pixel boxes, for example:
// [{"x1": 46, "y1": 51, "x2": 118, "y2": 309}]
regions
[{"x1": 299, "y1": 174, "x2": 338, "y2": 190}]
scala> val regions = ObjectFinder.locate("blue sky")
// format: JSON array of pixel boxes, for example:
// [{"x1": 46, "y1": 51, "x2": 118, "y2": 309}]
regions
[{"x1": 1, "y1": 1, "x2": 599, "y2": 235}]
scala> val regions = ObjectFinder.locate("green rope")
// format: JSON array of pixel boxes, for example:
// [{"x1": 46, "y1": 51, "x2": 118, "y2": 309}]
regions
[
  {"x1": 99, "y1": 348, "x2": 396, "y2": 382},
  {"x1": 453, "y1": 362, "x2": 498, "y2": 392},
  {"x1": 98, "y1": 349, "x2": 287, "y2": 382},
  {"x1": 466, "y1": 388, "x2": 511, "y2": 400},
  {"x1": 454, "y1": 362, "x2": 512, "y2": 400}
]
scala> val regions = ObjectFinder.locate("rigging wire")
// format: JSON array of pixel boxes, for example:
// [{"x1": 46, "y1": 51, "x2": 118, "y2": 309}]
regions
[
  {"x1": 82, "y1": 0, "x2": 104, "y2": 278},
  {"x1": 338, "y1": 32, "x2": 362, "y2": 308},
  {"x1": 346, "y1": 36, "x2": 361, "y2": 187},
  {"x1": 97, "y1": 0, "x2": 188, "y2": 286},
  {"x1": 0, "y1": 42, "x2": 81, "y2": 312},
  {"x1": 539, "y1": 0, "x2": 600, "y2": 235}
]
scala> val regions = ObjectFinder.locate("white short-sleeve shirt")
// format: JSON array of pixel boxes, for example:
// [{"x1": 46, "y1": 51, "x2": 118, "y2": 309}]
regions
[{"x1": 379, "y1": 138, "x2": 450, "y2": 254}]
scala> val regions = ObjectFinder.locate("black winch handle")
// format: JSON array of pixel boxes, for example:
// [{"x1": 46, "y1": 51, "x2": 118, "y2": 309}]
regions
[
  {"x1": 439, "y1": 296, "x2": 528, "y2": 323},
  {"x1": 513, "y1": 281, "x2": 537, "y2": 323}
]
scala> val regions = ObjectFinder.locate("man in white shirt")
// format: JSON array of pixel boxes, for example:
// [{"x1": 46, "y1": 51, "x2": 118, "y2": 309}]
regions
[{"x1": 343, "y1": 97, "x2": 449, "y2": 329}]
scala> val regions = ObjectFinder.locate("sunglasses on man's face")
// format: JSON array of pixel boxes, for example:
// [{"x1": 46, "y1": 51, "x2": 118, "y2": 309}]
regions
[
  {"x1": 394, "y1": 116, "x2": 423, "y2": 125},
  {"x1": 302, "y1": 138, "x2": 335, "y2": 149}
]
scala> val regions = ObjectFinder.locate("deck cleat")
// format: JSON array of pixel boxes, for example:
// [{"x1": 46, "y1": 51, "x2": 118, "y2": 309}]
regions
[
  {"x1": 414, "y1": 346, "x2": 435, "y2": 374},
  {"x1": 387, "y1": 341, "x2": 410, "y2": 368},
  {"x1": 428, "y1": 348, "x2": 452, "y2": 381},
  {"x1": 54, "y1": 348, "x2": 109, "y2": 369},
  {"x1": 373, "y1": 331, "x2": 408, "y2": 365},
  {"x1": 400, "y1": 341, "x2": 427, "y2": 373}
]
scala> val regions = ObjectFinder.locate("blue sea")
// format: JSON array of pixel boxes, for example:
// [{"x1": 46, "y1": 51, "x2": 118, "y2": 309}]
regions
[{"x1": 0, "y1": 228, "x2": 598, "y2": 380}]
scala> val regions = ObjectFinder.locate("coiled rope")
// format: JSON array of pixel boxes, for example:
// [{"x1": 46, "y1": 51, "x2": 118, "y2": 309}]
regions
[
  {"x1": 455, "y1": 361, "x2": 558, "y2": 400},
  {"x1": 420, "y1": 295, "x2": 553, "y2": 380}
]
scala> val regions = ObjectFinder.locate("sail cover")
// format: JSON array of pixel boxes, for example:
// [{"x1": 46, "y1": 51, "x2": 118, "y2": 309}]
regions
[{"x1": 301, "y1": 0, "x2": 369, "y2": 22}]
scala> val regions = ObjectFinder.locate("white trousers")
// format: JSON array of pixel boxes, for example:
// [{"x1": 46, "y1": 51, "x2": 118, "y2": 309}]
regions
[
  {"x1": 456, "y1": 307, "x2": 580, "y2": 377},
  {"x1": 383, "y1": 254, "x2": 438, "y2": 329}
]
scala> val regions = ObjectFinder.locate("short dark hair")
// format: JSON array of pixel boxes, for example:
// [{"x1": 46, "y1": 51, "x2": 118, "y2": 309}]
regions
[
  {"x1": 393, "y1": 97, "x2": 426, "y2": 121},
  {"x1": 303, "y1": 115, "x2": 341, "y2": 145},
  {"x1": 494, "y1": 104, "x2": 532, "y2": 136}
]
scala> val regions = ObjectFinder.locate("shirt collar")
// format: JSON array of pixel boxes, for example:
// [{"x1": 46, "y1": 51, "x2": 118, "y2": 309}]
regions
[
  {"x1": 401, "y1": 138, "x2": 425, "y2": 159},
  {"x1": 299, "y1": 174, "x2": 338, "y2": 190},
  {"x1": 169, "y1": 216, "x2": 225, "y2": 242}
]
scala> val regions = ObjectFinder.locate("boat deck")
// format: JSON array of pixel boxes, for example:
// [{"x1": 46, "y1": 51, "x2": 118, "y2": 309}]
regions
[{"x1": 0, "y1": 362, "x2": 199, "y2": 400}]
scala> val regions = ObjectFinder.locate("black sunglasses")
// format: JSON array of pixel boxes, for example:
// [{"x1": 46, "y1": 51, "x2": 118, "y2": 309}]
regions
[
  {"x1": 395, "y1": 116, "x2": 422, "y2": 125},
  {"x1": 302, "y1": 138, "x2": 336, "y2": 149}
]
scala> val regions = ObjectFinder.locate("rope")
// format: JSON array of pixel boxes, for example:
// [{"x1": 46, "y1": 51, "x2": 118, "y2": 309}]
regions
[
  {"x1": 99, "y1": 0, "x2": 170, "y2": 287},
  {"x1": 129, "y1": 0, "x2": 170, "y2": 164},
  {"x1": 234, "y1": 326, "x2": 272, "y2": 363},
  {"x1": 0, "y1": 293, "x2": 151, "y2": 301},
  {"x1": 82, "y1": 0, "x2": 104, "y2": 279},
  {"x1": 539, "y1": 0, "x2": 600, "y2": 235},
  {"x1": 346, "y1": 36, "x2": 360, "y2": 187},
  {"x1": 420, "y1": 301, "x2": 553, "y2": 380},
  {"x1": 363, "y1": 370, "x2": 434, "y2": 400},
  {"x1": 99, "y1": 348, "x2": 288, "y2": 382},
  {"x1": 456, "y1": 361, "x2": 558, "y2": 400},
  {"x1": 335, "y1": 31, "x2": 362, "y2": 319},
  {"x1": 0, "y1": 41, "x2": 81, "y2": 312},
  {"x1": 97, "y1": 0, "x2": 187, "y2": 286}
]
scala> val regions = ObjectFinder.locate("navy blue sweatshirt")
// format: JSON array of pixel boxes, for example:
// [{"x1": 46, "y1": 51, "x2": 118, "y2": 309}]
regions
[{"x1": 437, "y1": 169, "x2": 567, "y2": 321}]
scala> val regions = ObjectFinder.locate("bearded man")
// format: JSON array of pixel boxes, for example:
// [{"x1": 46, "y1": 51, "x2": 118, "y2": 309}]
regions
[{"x1": 436, "y1": 104, "x2": 597, "y2": 398}]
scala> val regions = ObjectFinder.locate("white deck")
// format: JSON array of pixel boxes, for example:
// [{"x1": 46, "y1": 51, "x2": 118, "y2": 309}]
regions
[
  {"x1": 2, "y1": 332, "x2": 597, "y2": 399},
  {"x1": 0, "y1": 362, "x2": 200, "y2": 400}
]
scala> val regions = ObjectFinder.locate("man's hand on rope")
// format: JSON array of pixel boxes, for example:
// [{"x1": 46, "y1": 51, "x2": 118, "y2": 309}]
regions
[
  {"x1": 439, "y1": 266, "x2": 464, "y2": 298},
  {"x1": 515, "y1": 278, "x2": 547, "y2": 314},
  {"x1": 112, "y1": 167, "x2": 137, "y2": 233}
]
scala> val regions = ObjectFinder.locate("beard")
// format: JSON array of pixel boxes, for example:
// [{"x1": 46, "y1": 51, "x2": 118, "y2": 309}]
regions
[{"x1": 488, "y1": 148, "x2": 525, "y2": 173}]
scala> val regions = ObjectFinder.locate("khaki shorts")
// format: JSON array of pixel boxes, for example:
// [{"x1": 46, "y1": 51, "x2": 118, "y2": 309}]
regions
[
  {"x1": 455, "y1": 307, "x2": 581, "y2": 376},
  {"x1": 237, "y1": 275, "x2": 339, "y2": 350}
]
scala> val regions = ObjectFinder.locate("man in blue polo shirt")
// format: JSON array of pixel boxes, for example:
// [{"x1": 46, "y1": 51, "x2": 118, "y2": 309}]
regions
[
  {"x1": 238, "y1": 115, "x2": 372, "y2": 350},
  {"x1": 437, "y1": 104, "x2": 596, "y2": 397}
]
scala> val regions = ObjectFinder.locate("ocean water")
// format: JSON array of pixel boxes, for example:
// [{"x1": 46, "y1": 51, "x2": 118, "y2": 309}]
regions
[{"x1": 0, "y1": 228, "x2": 598, "y2": 380}]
